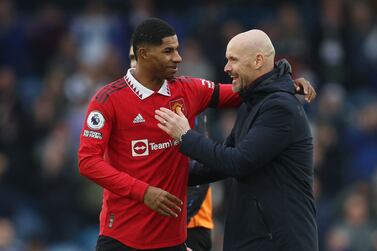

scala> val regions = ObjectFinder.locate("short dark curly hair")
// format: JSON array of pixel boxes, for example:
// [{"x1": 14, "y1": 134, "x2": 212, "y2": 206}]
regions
[{"x1": 131, "y1": 18, "x2": 176, "y2": 61}]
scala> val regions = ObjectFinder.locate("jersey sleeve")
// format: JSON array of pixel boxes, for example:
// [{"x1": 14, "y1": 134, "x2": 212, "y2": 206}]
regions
[
  {"x1": 78, "y1": 94, "x2": 149, "y2": 202},
  {"x1": 217, "y1": 83, "x2": 241, "y2": 108},
  {"x1": 185, "y1": 78, "x2": 241, "y2": 114}
]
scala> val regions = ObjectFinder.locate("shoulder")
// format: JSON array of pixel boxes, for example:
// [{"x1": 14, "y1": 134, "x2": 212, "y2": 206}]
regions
[
  {"x1": 261, "y1": 92, "x2": 300, "y2": 116},
  {"x1": 94, "y1": 77, "x2": 129, "y2": 105},
  {"x1": 264, "y1": 92, "x2": 298, "y2": 106},
  {"x1": 169, "y1": 76, "x2": 193, "y2": 83},
  {"x1": 169, "y1": 76, "x2": 215, "y2": 87}
]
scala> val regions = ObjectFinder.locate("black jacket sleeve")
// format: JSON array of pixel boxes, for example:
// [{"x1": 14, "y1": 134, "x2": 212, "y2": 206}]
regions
[
  {"x1": 188, "y1": 128, "x2": 236, "y2": 185},
  {"x1": 189, "y1": 160, "x2": 227, "y2": 185},
  {"x1": 180, "y1": 98, "x2": 295, "y2": 177}
]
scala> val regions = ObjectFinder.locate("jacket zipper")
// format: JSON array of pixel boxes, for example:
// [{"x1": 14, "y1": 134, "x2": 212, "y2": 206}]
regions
[{"x1": 255, "y1": 199, "x2": 273, "y2": 240}]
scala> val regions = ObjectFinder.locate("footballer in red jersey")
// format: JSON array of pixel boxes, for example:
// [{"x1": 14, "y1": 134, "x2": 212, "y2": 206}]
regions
[
  {"x1": 78, "y1": 18, "x2": 240, "y2": 250},
  {"x1": 79, "y1": 70, "x2": 239, "y2": 249}
]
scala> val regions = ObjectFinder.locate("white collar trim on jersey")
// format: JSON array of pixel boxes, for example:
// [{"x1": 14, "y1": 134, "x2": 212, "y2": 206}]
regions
[{"x1": 124, "y1": 68, "x2": 171, "y2": 100}]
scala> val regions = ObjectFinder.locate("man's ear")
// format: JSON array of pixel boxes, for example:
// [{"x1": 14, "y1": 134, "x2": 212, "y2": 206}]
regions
[
  {"x1": 138, "y1": 47, "x2": 148, "y2": 60},
  {"x1": 255, "y1": 53, "x2": 264, "y2": 70}
]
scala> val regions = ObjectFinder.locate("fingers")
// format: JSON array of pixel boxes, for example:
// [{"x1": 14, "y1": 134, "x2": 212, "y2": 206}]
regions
[
  {"x1": 309, "y1": 86, "x2": 317, "y2": 101},
  {"x1": 166, "y1": 192, "x2": 183, "y2": 206},
  {"x1": 305, "y1": 85, "x2": 316, "y2": 103},
  {"x1": 158, "y1": 203, "x2": 178, "y2": 218},
  {"x1": 154, "y1": 109, "x2": 180, "y2": 128},
  {"x1": 155, "y1": 114, "x2": 172, "y2": 133},
  {"x1": 164, "y1": 200, "x2": 182, "y2": 215},
  {"x1": 155, "y1": 114, "x2": 167, "y2": 124},
  {"x1": 156, "y1": 122, "x2": 170, "y2": 134},
  {"x1": 294, "y1": 78, "x2": 317, "y2": 103},
  {"x1": 160, "y1": 107, "x2": 176, "y2": 116},
  {"x1": 155, "y1": 109, "x2": 177, "y2": 125},
  {"x1": 155, "y1": 193, "x2": 182, "y2": 217},
  {"x1": 156, "y1": 207, "x2": 171, "y2": 217},
  {"x1": 294, "y1": 78, "x2": 308, "y2": 94},
  {"x1": 144, "y1": 186, "x2": 183, "y2": 218},
  {"x1": 160, "y1": 192, "x2": 182, "y2": 217},
  {"x1": 176, "y1": 107, "x2": 185, "y2": 117},
  {"x1": 155, "y1": 108, "x2": 188, "y2": 130}
]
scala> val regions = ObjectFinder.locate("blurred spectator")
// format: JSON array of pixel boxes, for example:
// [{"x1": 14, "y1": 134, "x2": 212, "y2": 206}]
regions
[
  {"x1": 345, "y1": 0, "x2": 376, "y2": 90},
  {"x1": 178, "y1": 37, "x2": 215, "y2": 80},
  {"x1": 344, "y1": 100, "x2": 377, "y2": 182},
  {"x1": 317, "y1": 0, "x2": 346, "y2": 85},
  {"x1": 28, "y1": 3, "x2": 67, "y2": 76},
  {"x1": 327, "y1": 190, "x2": 374, "y2": 251},
  {"x1": 0, "y1": 217, "x2": 22, "y2": 251},
  {"x1": 70, "y1": 1, "x2": 126, "y2": 69},
  {"x1": 275, "y1": 3, "x2": 308, "y2": 60},
  {"x1": 314, "y1": 83, "x2": 349, "y2": 196},
  {"x1": 128, "y1": 0, "x2": 155, "y2": 29},
  {"x1": 33, "y1": 125, "x2": 80, "y2": 242},
  {"x1": 325, "y1": 226, "x2": 351, "y2": 251},
  {"x1": 0, "y1": 0, "x2": 34, "y2": 75},
  {"x1": 0, "y1": 67, "x2": 35, "y2": 192}
]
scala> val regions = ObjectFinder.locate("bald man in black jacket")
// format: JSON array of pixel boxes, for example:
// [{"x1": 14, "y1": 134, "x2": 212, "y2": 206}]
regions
[{"x1": 156, "y1": 29, "x2": 318, "y2": 251}]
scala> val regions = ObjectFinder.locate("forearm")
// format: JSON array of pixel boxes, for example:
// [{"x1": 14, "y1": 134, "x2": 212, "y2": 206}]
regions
[
  {"x1": 189, "y1": 160, "x2": 227, "y2": 185},
  {"x1": 78, "y1": 151, "x2": 148, "y2": 202}
]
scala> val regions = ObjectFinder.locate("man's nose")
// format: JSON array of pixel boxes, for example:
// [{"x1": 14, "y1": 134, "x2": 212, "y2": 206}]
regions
[
  {"x1": 224, "y1": 62, "x2": 231, "y2": 73},
  {"x1": 173, "y1": 51, "x2": 182, "y2": 63}
]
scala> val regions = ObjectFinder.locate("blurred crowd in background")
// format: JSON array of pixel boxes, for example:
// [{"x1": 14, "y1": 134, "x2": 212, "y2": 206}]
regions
[{"x1": 0, "y1": 0, "x2": 377, "y2": 250}]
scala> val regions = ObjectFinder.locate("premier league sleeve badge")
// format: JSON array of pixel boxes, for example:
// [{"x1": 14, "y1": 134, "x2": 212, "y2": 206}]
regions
[{"x1": 87, "y1": 111, "x2": 105, "y2": 130}]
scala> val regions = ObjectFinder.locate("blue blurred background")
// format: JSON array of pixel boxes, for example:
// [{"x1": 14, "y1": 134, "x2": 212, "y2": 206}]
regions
[{"x1": 0, "y1": 0, "x2": 377, "y2": 250}]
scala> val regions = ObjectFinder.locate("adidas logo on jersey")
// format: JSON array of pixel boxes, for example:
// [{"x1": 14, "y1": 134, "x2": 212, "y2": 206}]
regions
[{"x1": 133, "y1": 114, "x2": 145, "y2": 124}]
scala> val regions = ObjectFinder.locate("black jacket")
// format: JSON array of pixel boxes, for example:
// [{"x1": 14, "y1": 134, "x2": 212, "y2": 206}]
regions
[{"x1": 181, "y1": 60, "x2": 318, "y2": 251}]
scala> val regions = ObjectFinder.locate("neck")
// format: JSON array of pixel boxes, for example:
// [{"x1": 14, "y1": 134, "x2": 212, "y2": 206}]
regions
[
  {"x1": 258, "y1": 64, "x2": 274, "y2": 78},
  {"x1": 133, "y1": 66, "x2": 164, "y2": 91}
]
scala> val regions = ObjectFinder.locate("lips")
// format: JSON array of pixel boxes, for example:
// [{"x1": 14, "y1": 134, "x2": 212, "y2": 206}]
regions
[
  {"x1": 168, "y1": 66, "x2": 178, "y2": 75},
  {"x1": 229, "y1": 74, "x2": 238, "y2": 84}
]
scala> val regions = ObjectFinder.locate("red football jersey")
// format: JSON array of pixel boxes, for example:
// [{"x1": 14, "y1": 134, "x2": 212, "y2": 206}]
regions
[{"x1": 78, "y1": 69, "x2": 240, "y2": 249}]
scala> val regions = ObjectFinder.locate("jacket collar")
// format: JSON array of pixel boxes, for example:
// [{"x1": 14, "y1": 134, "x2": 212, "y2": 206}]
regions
[
  {"x1": 239, "y1": 59, "x2": 295, "y2": 107},
  {"x1": 124, "y1": 68, "x2": 171, "y2": 100}
]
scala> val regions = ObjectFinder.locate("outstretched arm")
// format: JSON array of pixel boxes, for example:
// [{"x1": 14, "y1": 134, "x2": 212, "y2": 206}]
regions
[
  {"x1": 155, "y1": 98, "x2": 298, "y2": 177},
  {"x1": 293, "y1": 78, "x2": 316, "y2": 102}
]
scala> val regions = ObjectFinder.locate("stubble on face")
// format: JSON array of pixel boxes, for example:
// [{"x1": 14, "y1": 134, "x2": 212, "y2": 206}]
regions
[
  {"x1": 147, "y1": 35, "x2": 181, "y2": 81},
  {"x1": 226, "y1": 40, "x2": 255, "y2": 93}
]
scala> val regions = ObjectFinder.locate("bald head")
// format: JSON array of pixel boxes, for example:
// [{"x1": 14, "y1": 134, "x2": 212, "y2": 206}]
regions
[
  {"x1": 229, "y1": 29, "x2": 275, "y2": 67},
  {"x1": 224, "y1": 29, "x2": 276, "y2": 92}
]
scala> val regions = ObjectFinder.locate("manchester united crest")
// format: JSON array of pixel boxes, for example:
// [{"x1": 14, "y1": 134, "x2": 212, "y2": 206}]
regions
[{"x1": 169, "y1": 98, "x2": 187, "y2": 115}]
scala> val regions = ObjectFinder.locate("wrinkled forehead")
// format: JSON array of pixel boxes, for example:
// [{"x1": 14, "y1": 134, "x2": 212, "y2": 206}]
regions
[{"x1": 226, "y1": 38, "x2": 249, "y2": 58}]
